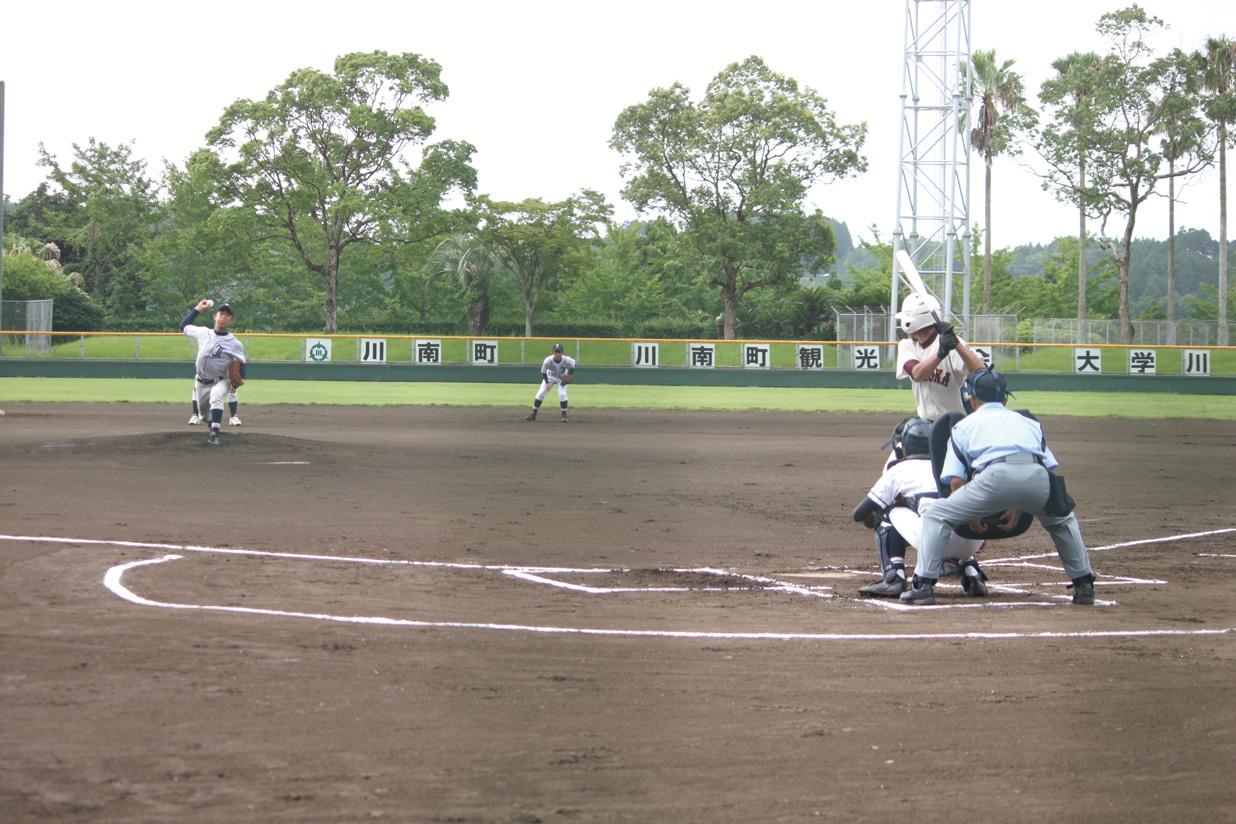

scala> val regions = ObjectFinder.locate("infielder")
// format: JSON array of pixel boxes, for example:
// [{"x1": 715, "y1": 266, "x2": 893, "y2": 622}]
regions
[
  {"x1": 189, "y1": 387, "x2": 241, "y2": 426},
  {"x1": 525, "y1": 343, "x2": 576, "y2": 423},
  {"x1": 852, "y1": 416, "x2": 988, "y2": 597},
  {"x1": 895, "y1": 292, "x2": 986, "y2": 421},
  {"x1": 179, "y1": 300, "x2": 246, "y2": 446},
  {"x1": 901, "y1": 368, "x2": 1096, "y2": 606}
]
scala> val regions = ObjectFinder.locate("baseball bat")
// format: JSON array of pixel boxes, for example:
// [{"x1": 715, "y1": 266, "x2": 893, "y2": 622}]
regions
[{"x1": 894, "y1": 249, "x2": 943, "y2": 326}]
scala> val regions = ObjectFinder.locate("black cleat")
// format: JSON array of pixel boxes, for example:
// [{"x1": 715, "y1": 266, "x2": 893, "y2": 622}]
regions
[
  {"x1": 961, "y1": 559, "x2": 989, "y2": 597},
  {"x1": 525, "y1": 411, "x2": 538, "y2": 422},
  {"x1": 207, "y1": 430, "x2": 221, "y2": 446},
  {"x1": 859, "y1": 576, "x2": 906, "y2": 597}
]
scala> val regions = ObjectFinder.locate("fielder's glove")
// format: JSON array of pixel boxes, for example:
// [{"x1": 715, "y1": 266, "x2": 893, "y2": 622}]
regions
[
  {"x1": 559, "y1": 373, "x2": 573, "y2": 385},
  {"x1": 228, "y1": 360, "x2": 245, "y2": 388},
  {"x1": 936, "y1": 323, "x2": 958, "y2": 356}
]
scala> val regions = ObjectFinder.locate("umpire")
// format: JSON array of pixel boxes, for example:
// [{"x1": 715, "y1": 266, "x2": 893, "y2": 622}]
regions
[{"x1": 901, "y1": 367, "x2": 1097, "y2": 606}]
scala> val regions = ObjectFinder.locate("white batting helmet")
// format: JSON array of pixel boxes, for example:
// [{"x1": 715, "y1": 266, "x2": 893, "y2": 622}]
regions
[{"x1": 896, "y1": 292, "x2": 941, "y2": 334}]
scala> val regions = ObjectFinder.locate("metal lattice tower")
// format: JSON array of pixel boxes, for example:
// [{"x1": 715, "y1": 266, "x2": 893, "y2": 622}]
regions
[{"x1": 889, "y1": 0, "x2": 973, "y2": 337}]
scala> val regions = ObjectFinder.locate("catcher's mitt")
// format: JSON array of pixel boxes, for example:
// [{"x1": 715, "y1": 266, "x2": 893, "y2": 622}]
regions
[
  {"x1": 559, "y1": 373, "x2": 574, "y2": 385},
  {"x1": 228, "y1": 360, "x2": 245, "y2": 388}
]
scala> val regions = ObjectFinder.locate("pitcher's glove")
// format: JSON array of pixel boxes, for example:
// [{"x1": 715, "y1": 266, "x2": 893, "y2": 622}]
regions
[
  {"x1": 559, "y1": 373, "x2": 573, "y2": 385},
  {"x1": 228, "y1": 360, "x2": 245, "y2": 388}
]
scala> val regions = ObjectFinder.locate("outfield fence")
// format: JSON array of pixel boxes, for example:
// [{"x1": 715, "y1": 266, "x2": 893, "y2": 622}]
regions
[{"x1": 1, "y1": 329, "x2": 1234, "y2": 378}]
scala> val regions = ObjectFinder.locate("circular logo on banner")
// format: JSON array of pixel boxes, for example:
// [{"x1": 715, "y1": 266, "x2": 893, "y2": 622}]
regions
[{"x1": 308, "y1": 342, "x2": 330, "y2": 362}]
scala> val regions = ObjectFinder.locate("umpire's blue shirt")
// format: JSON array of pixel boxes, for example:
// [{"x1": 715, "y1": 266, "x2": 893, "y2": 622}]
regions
[{"x1": 941, "y1": 402, "x2": 1060, "y2": 482}]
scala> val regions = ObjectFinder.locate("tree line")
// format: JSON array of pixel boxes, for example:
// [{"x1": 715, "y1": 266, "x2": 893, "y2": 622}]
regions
[{"x1": 2, "y1": 6, "x2": 1233, "y2": 343}]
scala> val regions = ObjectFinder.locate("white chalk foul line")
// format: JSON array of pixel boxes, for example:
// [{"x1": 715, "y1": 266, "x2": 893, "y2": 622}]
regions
[
  {"x1": 101, "y1": 555, "x2": 1232, "y2": 641},
  {"x1": 991, "y1": 527, "x2": 1236, "y2": 565}
]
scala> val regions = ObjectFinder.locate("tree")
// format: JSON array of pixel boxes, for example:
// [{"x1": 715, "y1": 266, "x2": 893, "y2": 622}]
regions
[
  {"x1": 476, "y1": 191, "x2": 612, "y2": 336},
  {"x1": 611, "y1": 56, "x2": 867, "y2": 338},
  {"x1": 427, "y1": 234, "x2": 505, "y2": 334},
  {"x1": 29, "y1": 139, "x2": 158, "y2": 315},
  {"x1": 1157, "y1": 49, "x2": 1210, "y2": 335},
  {"x1": 207, "y1": 51, "x2": 477, "y2": 332},
  {"x1": 969, "y1": 49, "x2": 1035, "y2": 313},
  {"x1": 1040, "y1": 8, "x2": 1206, "y2": 343},
  {"x1": 1197, "y1": 36, "x2": 1236, "y2": 344},
  {"x1": 1039, "y1": 51, "x2": 1108, "y2": 327}
]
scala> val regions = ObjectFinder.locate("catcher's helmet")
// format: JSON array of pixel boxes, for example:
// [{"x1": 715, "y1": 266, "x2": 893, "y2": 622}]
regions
[
  {"x1": 883, "y1": 414, "x2": 930, "y2": 458},
  {"x1": 552, "y1": 343, "x2": 564, "y2": 353},
  {"x1": 964, "y1": 367, "x2": 1009, "y2": 402},
  {"x1": 895, "y1": 292, "x2": 941, "y2": 335}
]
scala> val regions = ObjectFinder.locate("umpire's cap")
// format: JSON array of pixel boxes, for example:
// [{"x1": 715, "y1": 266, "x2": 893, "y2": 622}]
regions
[
  {"x1": 215, "y1": 303, "x2": 235, "y2": 317},
  {"x1": 964, "y1": 367, "x2": 1010, "y2": 402},
  {"x1": 552, "y1": 343, "x2": 564, "y2": 353}
]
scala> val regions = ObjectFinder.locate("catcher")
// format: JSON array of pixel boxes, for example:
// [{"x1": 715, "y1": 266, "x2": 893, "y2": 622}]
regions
[
  {"x1": 179, "y1": 299, "x2": 246, "y2": 446},
  {"x1": 525, "y1": 343, "x2": 576, "y2": 423}
]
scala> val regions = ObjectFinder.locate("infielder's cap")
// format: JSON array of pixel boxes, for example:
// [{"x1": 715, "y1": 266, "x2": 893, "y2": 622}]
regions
[
  {"x1": 552, "y1": 343, "x2": 564, "y2": 353},
  {"x1": 215, "y1": 303, "x2": 234, "y2": 316},
  {"x1": 965, "y1": 367, "x2": 1010, "y2": 402}
]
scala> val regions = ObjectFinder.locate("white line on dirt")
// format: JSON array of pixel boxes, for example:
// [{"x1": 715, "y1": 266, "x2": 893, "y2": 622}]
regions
[{"x1": 101, "y1": 555, "x2": 1232, "y2": 642}]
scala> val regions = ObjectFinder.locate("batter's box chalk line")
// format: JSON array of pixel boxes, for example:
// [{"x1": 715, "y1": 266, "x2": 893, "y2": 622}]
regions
[{"x1": 2, "y1": 530, "x2": 1235, "y2": 643}]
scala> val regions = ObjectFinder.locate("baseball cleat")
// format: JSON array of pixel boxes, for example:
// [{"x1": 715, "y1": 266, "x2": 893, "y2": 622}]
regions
[
  {"x1": 525, "y1": 411, "x2": 538, "y2": 422},
  {"x1": 859, "y1": 576, "x2": 906, "y2": 597},
  {"x1": 207, "y1": 431, "x2": 220, "y2": 446},
  {"x1": 1070, "y1": 574, "x2": 1096, "y2": 605},
  {"x1": 961, "y1": 560, "x2": 989, "y2": 597},
  {"x1": 229, "y1": 416, "x2": 242, "y2": 426},
  {"x1": 188, "y1": 414, "x2": 202, "y2": 425},
  {"x1": 899, "y1": 577, "x2": 936, "y2": 605},
  {"x1": 560, "y1": 413, "x2": 568, "y2": 423}
]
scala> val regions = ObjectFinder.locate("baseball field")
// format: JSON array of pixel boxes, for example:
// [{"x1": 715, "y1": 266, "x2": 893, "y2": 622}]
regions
[{"x1": 2, "y1": 398, "x2": 1235, "y2": 822}]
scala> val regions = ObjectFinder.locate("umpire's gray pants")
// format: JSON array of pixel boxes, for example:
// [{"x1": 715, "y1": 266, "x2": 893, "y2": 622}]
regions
[{"x1": 916, "y1": 463, "x2": 1093, "y2": 582}]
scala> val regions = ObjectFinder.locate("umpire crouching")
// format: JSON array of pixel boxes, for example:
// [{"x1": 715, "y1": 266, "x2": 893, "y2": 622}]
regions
[{"x1": 901, "y1": 367, "x2": 1097, "y2": 606}]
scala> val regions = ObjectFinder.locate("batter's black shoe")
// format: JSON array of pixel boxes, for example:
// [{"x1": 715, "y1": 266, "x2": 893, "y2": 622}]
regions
[
  {"x1": 961, "y1": 559, "x2": 989, "y2": 597},
  {"x1": 899, "y1": 576, "x2": 936, "y2": 605},
  {"x1": 525, "y1": 410, "x2": 538, "y2": 422},
  {"x1": 207, "y1": 430, "x2": 220, "y2": 446},
  {"x1": 560, "y1": 411, "x2": 568, "y2": 423},
  {"x1": 1070, "y1": 574, "x2": 1096, "y2": 605}
]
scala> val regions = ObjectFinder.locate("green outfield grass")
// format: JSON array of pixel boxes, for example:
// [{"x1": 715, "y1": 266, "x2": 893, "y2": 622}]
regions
[{"x1": 2, "y1": 377, "x2": 1233, "y2": 419}]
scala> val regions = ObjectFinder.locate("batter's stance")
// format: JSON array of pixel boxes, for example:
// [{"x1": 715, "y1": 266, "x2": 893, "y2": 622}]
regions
[
  {"x1": 901, "y1": 368, "x2": 1096, "y2": 606},
  {"x1": 525, "y1": 343, "x2": 576, "y2": 423},
  {"x1": 895, "y1": 292, "x2": 985, "y2": 421},
  {"x1": 179, "y1": 299, "x2": 246, "y2": 446}
]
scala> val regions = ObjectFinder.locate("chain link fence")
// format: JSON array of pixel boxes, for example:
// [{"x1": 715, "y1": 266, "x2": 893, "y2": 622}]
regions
[
  {"x1": 1, "y1": 299, "x2": 54, "y2": 356},
  {"x1": 1031, "y1": 318, "x2": 1236, "y2": 346}
]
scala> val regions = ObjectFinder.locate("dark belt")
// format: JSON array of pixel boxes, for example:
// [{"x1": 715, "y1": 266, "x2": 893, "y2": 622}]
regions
[
  {"x1": 196, "y1": 376, "x2": 217, "y2": 385},
  {"x1": 973, "y1": 453, "x2": 1043, "y2": 476}
]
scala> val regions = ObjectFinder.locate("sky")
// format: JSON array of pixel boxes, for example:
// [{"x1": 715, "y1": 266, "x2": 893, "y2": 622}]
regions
[{"x1": 0, "y1": 0, "x2": 1227, "y2": 251}]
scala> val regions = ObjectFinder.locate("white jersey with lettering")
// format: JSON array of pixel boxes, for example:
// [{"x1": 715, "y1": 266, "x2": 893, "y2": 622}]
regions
[
  {"x1": 184, "y1": 325, "x2": 246, "y2": 381},
  {"x1": 895, "y1": 336, "x2": 974, "y2": 421},
  {"x1": 540, "y1": 354, "x2": 576, "y2": 385}
]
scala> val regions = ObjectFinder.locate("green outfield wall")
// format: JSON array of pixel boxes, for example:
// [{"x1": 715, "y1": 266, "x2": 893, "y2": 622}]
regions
[{"x1": 3, "y1": 357, "x2": 1234, "y2": 394}]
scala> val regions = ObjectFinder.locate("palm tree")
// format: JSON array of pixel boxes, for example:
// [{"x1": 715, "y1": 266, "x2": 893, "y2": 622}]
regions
[
  {"x1": 428, "y1": 235, "x2": 503, "y2": 335},
  {"x1": 969, "y1": 50, "x2": 1034, "y2": 315},
  {"x1": 1158, "y1": 49, "x2": 1208, "y2": 340},
  {"x1": 1198, "y1": 36, "x2": 1236, "y2": 345}
]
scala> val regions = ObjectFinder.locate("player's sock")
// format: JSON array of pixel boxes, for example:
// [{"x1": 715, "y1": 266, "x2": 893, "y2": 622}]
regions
[
  {"x1": 228, "y1": 400, "x2": 238, "y2": 416},
  {"x1": 210, "y1": 409, "x2": 223, "y2": 431},
  {"x1": 886, "y1": 562, "x2": 906, "y2": 583}
]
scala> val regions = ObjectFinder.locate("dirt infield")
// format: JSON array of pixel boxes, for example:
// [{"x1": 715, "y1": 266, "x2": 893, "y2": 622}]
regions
[{"x1": 2, "y1": 402, "x2": 1234, "y2": 823}]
